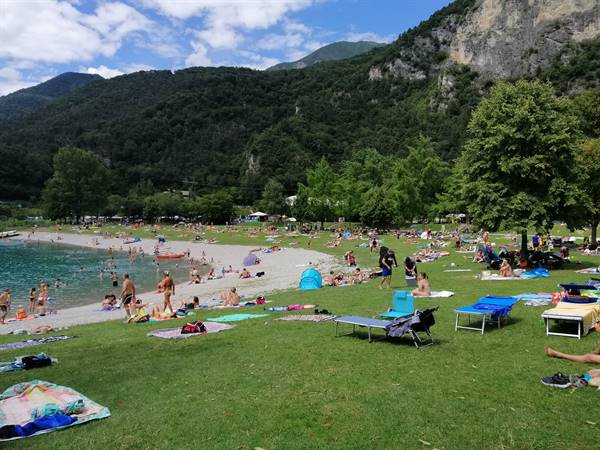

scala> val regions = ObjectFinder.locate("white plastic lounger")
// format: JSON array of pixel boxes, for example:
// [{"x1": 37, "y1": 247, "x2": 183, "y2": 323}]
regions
[{"x1": 334, "y1": 316, "x2": 390, "y2": 342}]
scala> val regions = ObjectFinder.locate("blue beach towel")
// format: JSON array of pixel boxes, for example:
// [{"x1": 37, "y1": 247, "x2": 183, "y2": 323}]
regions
[{"x1": 205, "y1": 314, "x2": 270, "y2": 322}]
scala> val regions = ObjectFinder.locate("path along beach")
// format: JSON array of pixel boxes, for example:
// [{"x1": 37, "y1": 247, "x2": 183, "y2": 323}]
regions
[{"x1": 1, "y1": 232, "x2": 335, "y2": 334}]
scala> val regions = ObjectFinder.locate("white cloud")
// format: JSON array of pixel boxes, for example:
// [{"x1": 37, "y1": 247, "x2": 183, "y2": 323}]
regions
[
  {"x1": 257, "y1": 32, "x2": 304, "y2": 50},
  {"x1": 0, "y1": 68, "x2": 39, "y2": 96},
  {"x1": 185, "y1": 41, "x2": 213, "y2": 67},
  {"x1": 140, "y1": 1, "x2": 319, "y2": 64},
  {"x1": 344, "y1": 31, "x2": 395, "y2": 43},
  {"x1": 83, "y1": 65, "x2": 124, "y2": 78},
  {"x1": 0, "y1": 1, "x2": 152, "y2": 64},
  {"x1": 237, "y1": 51, "x2": 279, "y2": 70}
]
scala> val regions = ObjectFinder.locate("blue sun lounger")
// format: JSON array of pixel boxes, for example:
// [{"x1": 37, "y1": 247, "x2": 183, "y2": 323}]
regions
[
  {"x1": 454, "y1": 296, "x2": 519, "y2": 334},
  {"x1": 334, "y1": 316, "x2": 391, "y2": 342}
]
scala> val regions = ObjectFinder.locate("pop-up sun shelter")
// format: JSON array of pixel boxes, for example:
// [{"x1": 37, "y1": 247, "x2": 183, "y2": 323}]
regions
[
  {"x1": 243, "y1": 253, "x2": 259, "y2": 266},
  {"x1": 299, "y1": 268, "x2": 322, "y2": 290}
]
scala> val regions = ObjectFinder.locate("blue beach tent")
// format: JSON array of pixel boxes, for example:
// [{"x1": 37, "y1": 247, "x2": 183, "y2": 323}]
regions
[{"x1": 299, "y1": 268, "x2": 322, "y2": 290}]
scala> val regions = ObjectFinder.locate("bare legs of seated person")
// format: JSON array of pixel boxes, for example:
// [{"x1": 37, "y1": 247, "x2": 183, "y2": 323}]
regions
[{"x1": 544, "y1": 344, "x2": 600, "y2": 364}]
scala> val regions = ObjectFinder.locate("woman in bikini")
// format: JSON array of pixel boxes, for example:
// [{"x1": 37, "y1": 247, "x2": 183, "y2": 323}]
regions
[
  {"x1": 161, "y1": 271, "x2": 175, "y2": 313},
  {"x1": 412, "y1": 272, "x2": 432, "y2": 297}
]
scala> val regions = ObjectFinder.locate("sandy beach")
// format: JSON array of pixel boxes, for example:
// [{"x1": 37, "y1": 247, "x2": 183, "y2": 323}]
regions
[{"x1": 1, "y1": 232, "x2": 337, "y2": 334}]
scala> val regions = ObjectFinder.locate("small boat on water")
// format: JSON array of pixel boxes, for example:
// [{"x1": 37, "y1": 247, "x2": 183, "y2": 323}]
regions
[
  {"x1": 156, "y1": 252, "x2": 186, "y2": 260},
  {"x1": 0, "y1": 230, "x2": 20, "y2": 239}
]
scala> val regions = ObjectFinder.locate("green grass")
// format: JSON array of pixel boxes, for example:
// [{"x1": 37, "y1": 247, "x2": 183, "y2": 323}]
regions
[{"x1": 2, "y1": 228, "x2": 600, "y2": 449}]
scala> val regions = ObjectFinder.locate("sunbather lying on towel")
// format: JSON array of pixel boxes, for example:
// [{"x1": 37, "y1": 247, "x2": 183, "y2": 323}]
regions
[
  {"x1": 412, "y1": 272, "x2": 432, "y2": 297},
  {"x1": 545, "y1": 344, "x2": 600, "y2": 364}
]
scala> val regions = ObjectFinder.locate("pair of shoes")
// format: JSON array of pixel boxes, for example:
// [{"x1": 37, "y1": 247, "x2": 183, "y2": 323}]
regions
[
  {"x1": 541, "y1": 372, "x2": 588, "y2": 389},
  {"x1": 314, "y1": 309, "x2": 331, "y2": 315}
]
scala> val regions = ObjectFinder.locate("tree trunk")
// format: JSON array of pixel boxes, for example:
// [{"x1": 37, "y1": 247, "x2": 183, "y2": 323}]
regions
[
  {"x1": 592, "y1": 217, "x2": 598, "y2": 244},
  {"x1": 520, "y1": 229, "x2": 529, "y2": 260}
]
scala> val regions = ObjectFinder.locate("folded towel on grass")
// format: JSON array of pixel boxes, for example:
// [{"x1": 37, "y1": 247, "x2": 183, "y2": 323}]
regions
[{"x1": 278, "y1": 315, "x2": 335, "y2": 322}]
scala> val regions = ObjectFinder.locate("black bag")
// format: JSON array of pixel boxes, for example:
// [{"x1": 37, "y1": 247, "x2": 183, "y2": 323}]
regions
[{"x1": 22, "y1": 354, "x2": 52, "y2": 370}]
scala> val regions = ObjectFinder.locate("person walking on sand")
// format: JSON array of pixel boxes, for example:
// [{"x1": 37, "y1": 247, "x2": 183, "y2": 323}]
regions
[
  {"x1": 161, "y1": 271, "x2": 175, "y2": 313},
  {"x1": 0, "y1": 289, "x2": 11, "y2": 324},
  {"x1": 120, "y1": 274, "x2": 136, "y2": 318}
]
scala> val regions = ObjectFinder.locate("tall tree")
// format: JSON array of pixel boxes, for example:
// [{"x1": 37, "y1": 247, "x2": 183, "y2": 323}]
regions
[
  {"x1": 359, "y1": 186, "x2": 397, "y2": 228},
  {"x1": 390, "y1": 135, "x2": 450, "y2": 222},
  {"x1": 259, "y1": 179, "x2": 288, "y2": 215},
  {"x1": 568, "y1": 139, "x2": 600, "y2": 243},
  {"x1": 337, "y1": 148, "x2": 389, "y2": 221},
  {"x1": 41, "y1": 146, "x2": 110, "y2": 221},
  {"x1": 457, "y1": 80, "x2": 580, "y2": 254},
  {"x1": 296, "y1": 159, "x2": 339, "y2": 227}
]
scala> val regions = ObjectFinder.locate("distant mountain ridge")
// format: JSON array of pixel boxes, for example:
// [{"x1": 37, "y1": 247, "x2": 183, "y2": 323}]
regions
[
  {"x1": 267, "y1": 41, "x2": 386, "y2": 71},
  {"x1": 0, "y1": 72, "x2": 102, "y2": 120}
]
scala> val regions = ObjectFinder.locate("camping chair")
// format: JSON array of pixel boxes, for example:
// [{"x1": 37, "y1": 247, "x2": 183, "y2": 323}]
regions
[
  {"x1": 377, "y1": 290, "x2": 414, "y2": 319},
  {"x1": 454, "y1": 296, "x2": 519, "y2": 334},
  {"x1": 386, "y1": 307, "x2": 439, "y2": 348}
]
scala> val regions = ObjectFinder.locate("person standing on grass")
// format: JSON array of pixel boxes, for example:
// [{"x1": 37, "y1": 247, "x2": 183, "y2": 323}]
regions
[
  {"x1": 378, "y1": 247, "x2": 393, "y2": 289},
  {"x1": 161, "y1": 271, "x2": 175, "y2": 313},
  {"x1": 0, "y1": 289, "x2": 11, "y2": 324},
  {"x1": 120, "y1": 274, "x2": 136, "y2": 318}
]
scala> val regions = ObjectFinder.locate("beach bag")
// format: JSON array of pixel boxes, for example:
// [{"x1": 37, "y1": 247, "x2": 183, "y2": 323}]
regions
[
  {"x1": 181, "y1": 321, "x2": 206, "y2": 334},
  {"x1": 22, "y1": 354, "x2": 52, "y2": 370},
  {"x1": 256, "y1": 296, "x2": 266, "y2": 305}
]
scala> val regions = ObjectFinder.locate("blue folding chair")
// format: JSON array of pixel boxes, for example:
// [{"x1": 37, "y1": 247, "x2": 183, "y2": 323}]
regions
[
  {"x1": 378, "y1": 290, "x2": 414, "y2": 320},
  {"x1": 454, "y1": 296, "x2": 519, "y2": 334}
]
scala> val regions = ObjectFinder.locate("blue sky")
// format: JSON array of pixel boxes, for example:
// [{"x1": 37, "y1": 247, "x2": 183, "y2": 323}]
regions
[{"x1": 0, "y1": 0, "x2": 454, "y2": 95}]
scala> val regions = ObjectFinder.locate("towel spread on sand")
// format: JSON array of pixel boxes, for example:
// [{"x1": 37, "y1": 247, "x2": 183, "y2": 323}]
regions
[
  {"x1": 277, "y1": 315, "x2": 335, "y2": 322},
  {"x1": 0, "y1": 336, "x2": 76, "y2": 352},
  {"x1": 0, "y1": 380, "x2": 110, "y2": 441},
  {"x1": 147, "y1": 322, "x2": 235, "y2": 339},
  {"x1": 543, "y1": 302, "x2": 600, "y2": 335},
  {"x1": 205, "y1": 313, "x2": 270, "y2": 322}
]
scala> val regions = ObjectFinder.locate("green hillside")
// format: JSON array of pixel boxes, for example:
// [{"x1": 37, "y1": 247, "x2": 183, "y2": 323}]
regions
[
  {"x1": 267, "y1": 41, "x2": 386, "y2": 71},
  {"x1": 0, "y1": 0, "x2": 598, "y2": 204},
  {"x1": 0, "y1": 72, "x2": 102, "y2": 120}
]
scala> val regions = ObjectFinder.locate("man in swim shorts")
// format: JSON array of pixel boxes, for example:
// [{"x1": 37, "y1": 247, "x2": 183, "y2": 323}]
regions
[
  {"x1": 0, "y1": 289, "x2": 11, "y2": 323},
  {"x1": 120, "y1": 274, "x2": 136, "y2": 318}
]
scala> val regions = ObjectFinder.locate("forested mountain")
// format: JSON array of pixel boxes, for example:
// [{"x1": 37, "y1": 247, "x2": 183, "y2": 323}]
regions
[
  {"x1": 0, "y1": 72, "x2": 102, "y2": 120},
  {"x1": 0, "y1": 0, "x2": 598, "y2": 203},
  {"x1": 267, "y1": 41, "x2": 386, "y2": 71}
]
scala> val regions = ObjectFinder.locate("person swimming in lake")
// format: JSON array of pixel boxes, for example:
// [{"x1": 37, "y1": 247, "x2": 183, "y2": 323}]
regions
[{"x1": 412, "y1": 272, "x2": 431, "y2": 297}]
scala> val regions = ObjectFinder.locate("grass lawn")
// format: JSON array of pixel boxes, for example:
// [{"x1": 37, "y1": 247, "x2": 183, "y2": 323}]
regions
[{"x1": 2, "y1": 227, "x2": 600, "y2": 449}]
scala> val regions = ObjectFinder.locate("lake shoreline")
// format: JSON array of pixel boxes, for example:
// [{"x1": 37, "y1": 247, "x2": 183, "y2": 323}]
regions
[{"x1": 1, "y1": 232, "x2": 336, "y2": 335}]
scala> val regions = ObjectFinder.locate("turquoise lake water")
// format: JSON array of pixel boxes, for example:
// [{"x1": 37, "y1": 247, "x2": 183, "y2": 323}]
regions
[{"x1": 0, "y1": 240, "x2": 192, "y2": 309}]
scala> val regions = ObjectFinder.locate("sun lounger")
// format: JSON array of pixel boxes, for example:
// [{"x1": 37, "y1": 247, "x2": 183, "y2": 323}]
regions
[
  {"x1": 454, "y1": 296, "x2": 519, "y2": 334},
  {"x1": 377, "y1": 290, "x2": 414, "y2": 319},
  {"x1": 334, "y1": 308, "x2": 438, "y2": 347},
  {"x1": 542, "y1": 302, "x2": 600, "y2": 339}
]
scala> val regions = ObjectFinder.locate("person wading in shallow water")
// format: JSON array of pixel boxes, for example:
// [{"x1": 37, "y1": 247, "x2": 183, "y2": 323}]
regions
[{"x1": 161, "y1": 271, "x2": 175, "y2": 312}]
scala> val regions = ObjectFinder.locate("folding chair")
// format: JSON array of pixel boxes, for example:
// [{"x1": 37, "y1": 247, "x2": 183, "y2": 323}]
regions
[{"x1": 377, "y1": 290, "x2": 414, "y2": 319}]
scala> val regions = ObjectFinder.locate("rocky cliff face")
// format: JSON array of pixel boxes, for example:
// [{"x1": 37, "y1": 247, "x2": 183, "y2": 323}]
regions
[
  {"x1": 370, "y1": 0, "x2": 600, "y2": 82},
  {"x1": 449, "y1": 0, "x2": 600, "y2": 79}
]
